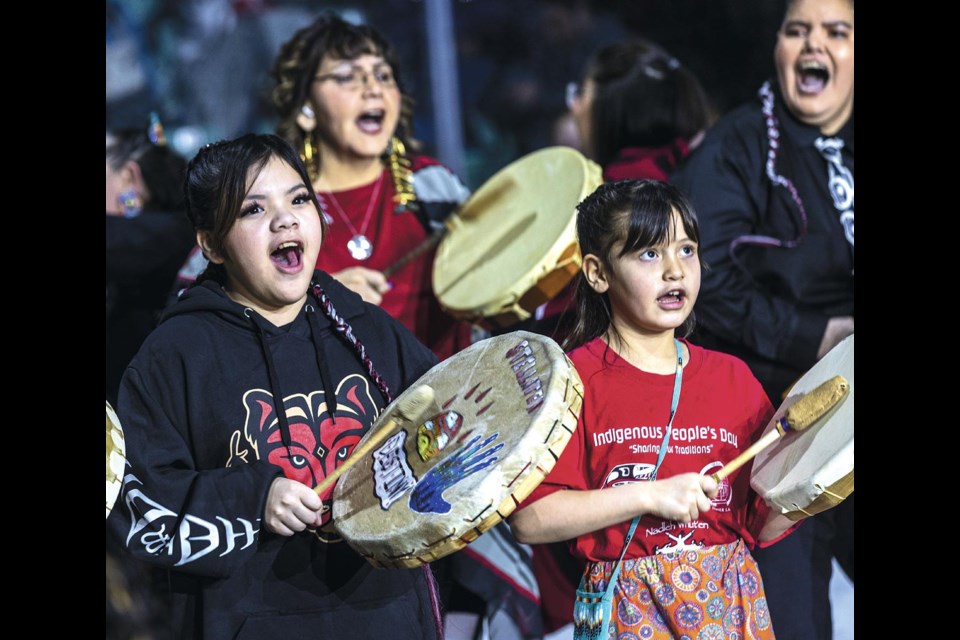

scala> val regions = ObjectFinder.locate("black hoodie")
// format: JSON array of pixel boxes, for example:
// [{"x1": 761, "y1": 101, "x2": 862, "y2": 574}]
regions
[
  {"x1": 107, "y1": 270, "x2": 441, "y2": 639},
  {"x1": 671, "y1": 83, "x2": 854, "y2": 402}
]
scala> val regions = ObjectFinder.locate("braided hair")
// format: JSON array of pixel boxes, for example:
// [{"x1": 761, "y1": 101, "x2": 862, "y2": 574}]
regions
[
  {"x1": 723, "y1": 80, "x2": 809, "y2": 270},
  {"x1": 312, "y1": 284, "x2": 392, "y2": 404}
]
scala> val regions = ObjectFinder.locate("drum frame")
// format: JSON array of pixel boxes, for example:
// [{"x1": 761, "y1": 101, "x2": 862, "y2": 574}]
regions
[{"x1": 332, "y1": 332, "x2": 584, "y2": 568}]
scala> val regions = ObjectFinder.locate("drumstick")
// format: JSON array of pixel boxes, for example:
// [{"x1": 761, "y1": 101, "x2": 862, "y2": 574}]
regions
[
  {"x1": 383, "y1": 227, "x2": 446, "y2": 278},
  {"x1": 382, "y1": 171, "x2": 519, "y2": 278},
  {"x1": 313, "y1": 384, "x2": 436, "y2": 496},
  {"x1": 711, "y1": 375, "x2": 849, "y2": 483}
]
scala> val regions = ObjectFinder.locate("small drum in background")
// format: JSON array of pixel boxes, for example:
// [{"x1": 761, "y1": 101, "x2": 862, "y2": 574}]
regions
[
  {"x1": 433, "y1": 147, "x2": 603, "y2": 330},
  {"x1": 106, "y1": 401, "x2": 126, "y2": 518},
  {"x1": 333, "y1": 331, "x2": 584, "y2": 568},
  {"x1": 751, "y1": 335, "x2": 854, "y2": 521}
]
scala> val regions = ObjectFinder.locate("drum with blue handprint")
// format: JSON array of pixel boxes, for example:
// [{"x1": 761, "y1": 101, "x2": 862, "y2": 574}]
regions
[{"x1": 332, "y1": 331, "x2": 584, "y2": 569}]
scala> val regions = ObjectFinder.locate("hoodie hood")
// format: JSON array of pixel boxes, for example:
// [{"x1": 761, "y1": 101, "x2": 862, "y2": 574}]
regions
[
  {"x1": 160, "y1": 270, "x2": 367, "y2": 331},
  {"x1": 157, "y1": 269, "x2": 378, "y2": 452}
]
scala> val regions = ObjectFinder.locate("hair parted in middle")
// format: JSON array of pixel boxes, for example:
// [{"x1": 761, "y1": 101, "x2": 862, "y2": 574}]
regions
[
  {"x1": 565, "y1": 179, "x2": 704, "y2": 352},
  {"x1": 183, "y1": 133, "x2": 323, "y2": 284}
]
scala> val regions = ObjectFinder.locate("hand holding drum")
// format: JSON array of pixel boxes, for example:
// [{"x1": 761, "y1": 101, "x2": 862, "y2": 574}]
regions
[{"x1": 711, "y1": 375, "x2": 849, "y2": 483}]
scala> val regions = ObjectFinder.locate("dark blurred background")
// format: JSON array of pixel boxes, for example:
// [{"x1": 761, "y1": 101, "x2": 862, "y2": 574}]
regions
[{"x1": 106, "y1": 0, "x2": 783, "y2": 190}]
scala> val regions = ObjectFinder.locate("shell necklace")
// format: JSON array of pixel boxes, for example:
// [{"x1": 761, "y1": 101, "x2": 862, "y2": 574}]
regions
[{"x1": 320, "y1": 171, "x2": 384, "y2": 260}]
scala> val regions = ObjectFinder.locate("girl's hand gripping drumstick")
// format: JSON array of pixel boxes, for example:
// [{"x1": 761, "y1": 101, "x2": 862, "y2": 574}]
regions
[
  {"x1": 313, "y1": 385, "x2": 436, "y2": 496},
  {"x1": 711, "y1": 375, "x2": 849, "y2": 483}
]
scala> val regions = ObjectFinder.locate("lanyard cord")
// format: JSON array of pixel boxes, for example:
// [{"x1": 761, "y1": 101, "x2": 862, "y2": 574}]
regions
[
  {"x1": 603, "y1": 339, "x2": 685, "y2": 596},
  {"x1": 650, "y1": 338, "x2": 684, "y2": 481}
]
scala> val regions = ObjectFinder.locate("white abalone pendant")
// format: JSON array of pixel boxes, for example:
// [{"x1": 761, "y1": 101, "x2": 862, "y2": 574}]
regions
[{"x1": 347, "y1": 234, "x2": 373, "y2": 260}]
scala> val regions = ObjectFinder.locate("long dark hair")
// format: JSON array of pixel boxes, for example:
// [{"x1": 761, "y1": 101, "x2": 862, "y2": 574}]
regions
[
  {"x1": 585, "y1": 40, "x2": 714, "y2": 167},
  {"x1": 183, "y1": 133, "x2": 323, "y2": 284},
  {"x1": 565, "y1": 179, "x2": 703, "y2": 351}
]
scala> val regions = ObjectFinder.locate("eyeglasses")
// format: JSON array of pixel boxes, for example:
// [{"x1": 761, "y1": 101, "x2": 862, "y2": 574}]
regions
[{"x1": 314, "y1": 66, "x2": 397, "y2": 91}]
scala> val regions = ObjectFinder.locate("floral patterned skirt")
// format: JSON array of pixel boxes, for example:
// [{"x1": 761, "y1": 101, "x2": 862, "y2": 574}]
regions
[{"x1": 579, "y1": 539, "x2": 775, "y2": 640}]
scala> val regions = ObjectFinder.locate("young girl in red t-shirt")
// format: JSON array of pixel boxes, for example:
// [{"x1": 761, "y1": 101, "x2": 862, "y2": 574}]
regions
[{"x1": 510, "y1": 179, "x2": 797, "y2": 639}]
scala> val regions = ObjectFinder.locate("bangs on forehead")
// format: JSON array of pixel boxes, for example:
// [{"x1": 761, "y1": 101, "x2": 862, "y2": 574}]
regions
[
  {"x1": 244, "y1": 153, "x2": 277, "y2": 193},
  {"x1": 619, "y1": 202, "x2": 680, "y2": 256},
  {"x1": 214, "y1": 148, "x2": 276, "y2": 234},
  {"x1": 328, "y1": 35, "x2": 385, "y2": 63}
]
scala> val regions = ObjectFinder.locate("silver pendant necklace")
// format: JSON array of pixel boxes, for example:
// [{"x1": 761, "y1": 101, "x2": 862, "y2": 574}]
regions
[
  {"x1": 345, "y1": 234, "x2": 373, "y2": 261},
  {"x1": 320, "y1": 171, "x2": 384, "y2": 261}
]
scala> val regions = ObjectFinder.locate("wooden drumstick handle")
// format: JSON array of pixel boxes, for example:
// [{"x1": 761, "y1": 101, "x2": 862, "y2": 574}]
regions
[
  {"x1": 383, "y1": 228, "x2": 446, "y2": 278},
  {"x1": 711, "y1": 375, "x2": 849, "y2": 483},
  {"x1": 384, "y1": 172, "x2": 520, "y2": 278},
  {"x1": 313, "y1": 385, "x2": 436, "y2": 496}
]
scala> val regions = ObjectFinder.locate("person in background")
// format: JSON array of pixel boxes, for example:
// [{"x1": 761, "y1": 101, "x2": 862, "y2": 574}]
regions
[
  {"x1": 106, "y1": 115, "x2": 194, "y2": 406},
  {"x1": 533, "y1": 39, "x2": 716, "y2": 346},
  {"x1": 271, "y1": 12, "x2": 472, "y2": 362},
  {"x1": 671, "y1": 1, "x2": 854, "y2": 637},
  {"x1": 568, "y1": 39, "x2": 715, "y2": 183}
]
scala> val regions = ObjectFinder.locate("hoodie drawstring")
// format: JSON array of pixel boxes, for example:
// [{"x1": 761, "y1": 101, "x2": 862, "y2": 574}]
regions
[
  {"x1": 305, "y1": 304, "x2": 339, "y2": 423},
  {"x1": 245, "y1": 309, "x2": 294, "y2": 453},
  {"x1": 242, "y1": 283, "x2": 392, "y2": 443}
]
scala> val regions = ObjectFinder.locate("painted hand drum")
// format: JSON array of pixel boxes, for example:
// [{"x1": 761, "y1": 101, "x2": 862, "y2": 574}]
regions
[
  {"x1": 106, "y1": 401, "x2": 126, "y2": 518},
  {"x1": 751, "y1": 334, "x2": 854, "y2": 521},
  {"x1": 332, "y1": 331, "x2": 583, "y2": 568},
  {"x1": 432, "y1": 146, "x2": 602, "y2": 330}
]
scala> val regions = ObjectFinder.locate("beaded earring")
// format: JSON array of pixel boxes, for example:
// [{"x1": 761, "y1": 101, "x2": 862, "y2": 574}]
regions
[
  {"x1": 302, "y1": 132, "x2": 319, "y2": 183},
  {"x1": 388, "y1": 136, "x2": 415, "y2": 212},
  {"x1": 298, "y1": 105, "x2": 319, "y2": 180},
  {"x1": 118, "y1": 189, "x2": 142, "y2": 218},
  {"x1": 302, "y1": 133, "x2": 314, "y2": 166}
]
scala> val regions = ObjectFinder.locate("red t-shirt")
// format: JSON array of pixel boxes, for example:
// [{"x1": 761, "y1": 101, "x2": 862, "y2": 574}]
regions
[
  {"x1": 315, "y1": 159, "x2": 471, "y2": 361},
  {"x1": 523, "y1": 337, "x2": 780, "y2": 562}
]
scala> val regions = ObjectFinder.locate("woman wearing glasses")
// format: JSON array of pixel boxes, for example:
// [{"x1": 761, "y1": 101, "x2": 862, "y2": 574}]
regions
[
  {"x1": 270, "y1": 14, "x2": 542, "y2": 637},
  {"x1": 272, "y1": 12, "x2": 472, "y2": 362}
]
